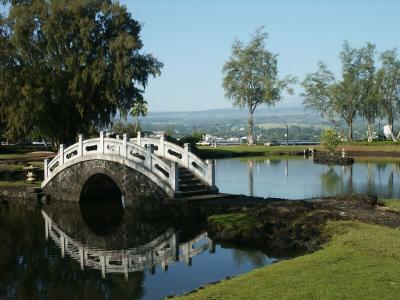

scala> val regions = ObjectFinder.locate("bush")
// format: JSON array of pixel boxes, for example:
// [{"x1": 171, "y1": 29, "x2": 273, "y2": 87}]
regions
[{"x1": 320, "y1": 129, "x2": 341, "y2": 153}]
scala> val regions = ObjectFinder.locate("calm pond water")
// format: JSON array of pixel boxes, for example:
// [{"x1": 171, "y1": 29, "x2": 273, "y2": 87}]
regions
[
  {"x1": 215, "y1": 156, "x2": 400, "y2": 199},
  {"x1": 0, "y1": 202, "x2": 276, "y2": 299},
  {"x1": 3, "y1": 155, "x2": 396, "y2": 299}
]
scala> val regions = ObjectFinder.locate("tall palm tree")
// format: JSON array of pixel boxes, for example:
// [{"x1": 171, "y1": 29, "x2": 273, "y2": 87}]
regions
[{"x1": 130, "y1": 100, "x2": 148, "y2": 133}]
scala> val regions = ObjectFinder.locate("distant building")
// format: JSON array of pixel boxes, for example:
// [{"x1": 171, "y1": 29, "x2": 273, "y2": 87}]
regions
[{"x1": 383, "y1": 125, "x2": 392, "y2": 139}]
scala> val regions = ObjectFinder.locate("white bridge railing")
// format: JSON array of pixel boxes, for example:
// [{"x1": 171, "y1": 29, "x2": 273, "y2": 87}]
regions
[
  {"x1": 131, "y1": 131, "x2": 215, "y2": 188},
  {"x1": 42, "y1": 131, "x2": 216, "y2": 195}
]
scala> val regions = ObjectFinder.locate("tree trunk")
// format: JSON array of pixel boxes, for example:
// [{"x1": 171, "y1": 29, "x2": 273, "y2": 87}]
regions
[
  {"x1": 348, "y1": 119, "x2": 353, "y2": 141},
  {"x1": 367, "y1": 120, "x2": 374, "y2": 142},
  {"x1": 135, "y1": 115, "x2": 139, "y2": 133},
  {"x1": 389, "y1": 117, "x2": 397, "y2": 142},
  {"x1": 247, "y1": 110, "x2": 254, "y2": 146}
]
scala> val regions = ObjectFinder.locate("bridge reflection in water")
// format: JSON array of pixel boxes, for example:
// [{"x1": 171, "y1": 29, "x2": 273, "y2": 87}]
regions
[{"x1": 41, "y1": 205, "x2": 214, "y2": 280}]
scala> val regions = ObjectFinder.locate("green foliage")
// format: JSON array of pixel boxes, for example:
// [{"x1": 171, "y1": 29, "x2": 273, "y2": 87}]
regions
[
  {"x1": 178, "y1": 131, "x2": 205, "y2": 147},
  {"x1": 302, "y1": 42, "x2": 384, "y2": 141},
  {"x1": 379, "y1": 199, "x2": 400, "y2": 212},
  {"x1": 222, "y1": 28, "x2": 295, "y2": 145},
  {"x1": 129, "y1": 100, "x2": 148, "y2": 132},
  {"x1": 261, "y1": 125, "x2": 322, "y2": 142},
  {"x1": 111, "y1": 121, "x2": 137, "y2": 138},
  {"x1": 377, "y1": 49, "x2": 400, "y2": 141},
  {"x1": 208, "y1": 213, "x2": 261, "y2": 232},
  {"x1": 320, "y1": 128, "x2": 341, "y2": 153},
  {"x1": 302, "y1": 62, "x2": 336, "y2": 121},
  {"x1": 0, "y1": 0, "x2": 162, "y2": 144}
]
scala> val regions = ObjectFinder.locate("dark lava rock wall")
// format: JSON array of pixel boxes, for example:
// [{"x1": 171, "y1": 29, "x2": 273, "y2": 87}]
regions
[{"x1": 43, "y1": 159, "x2": 166, "y2": 208}]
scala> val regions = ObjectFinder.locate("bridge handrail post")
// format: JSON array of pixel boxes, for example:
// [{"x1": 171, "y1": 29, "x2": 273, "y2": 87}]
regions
[
  {"x1": 100, "y1": 131, "x2": 104, "y2": 154},
  {"x1": 137, "y1": 131, "x2": 141, "y2": 147},
  {"x1": 170, "y1": 162, "x2": 180, "y2": 192},
  {"x1": 78, "y1": 134, "x2": 84, "y2": 156},
  {"x1": 183, "y1": 143, "x2": 191, "y2": 168},
  {"x1": 122, "y1": 134, "x2": 128, "y2": 157},
  {"x1": 59, "y1": 144, "x2": 65, "y2": 165},
  {"x1": 207, "y1": 159, "x2": 215, "y2": 187},
  {"x1": 146, "y1": 144, "x2": 153, "y2": 169},
  {"x1": 159, "y1": 132, "x2": 165, "y2": 158},
  {"x1": 44, "y1": 158, "x2": 48, "y2": 180}
]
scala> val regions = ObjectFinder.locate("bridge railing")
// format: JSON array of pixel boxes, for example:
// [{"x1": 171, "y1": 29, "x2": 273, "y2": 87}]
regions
[
  {"x1": 131, "y1": 131, "x2": 216, "y2": 188},
  {"x1": 43, "y1": 132, "x2": 179, "y2": 195}
]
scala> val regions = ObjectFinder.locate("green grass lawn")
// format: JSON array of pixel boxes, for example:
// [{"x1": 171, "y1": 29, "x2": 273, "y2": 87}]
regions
[
  {"x1": 208, "y1": 213, "x2": 262, "y2": 233},
  {"x1": 0, "y1": 153, "x2": 30, "y2": 160},
  {"x1": 380, "y1": 199, "x2": 400, "y2": 212},
  {"x1": 0, "y1": 161, "x2": 44, "y2": 171},
  {"x1": 178, "y1": 221, "x2": 400, "y2": 299},
  {"x1": 197, "y1": 145, "x2": 315, "y2": 158},
  {"x1": 0, "y1": 180, "x2": 41, "y2": 187},
  {"x1": 198, "y1": 145, "x2": 316, "y2": 153},
  {"x1": 197, "y1": 142, "x2": 400, "y2": 157}
]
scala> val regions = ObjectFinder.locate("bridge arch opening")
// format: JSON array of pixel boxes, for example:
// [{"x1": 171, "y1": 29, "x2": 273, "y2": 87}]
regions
[
  {"x1": 80, "y1": 173, "x2": 123, "y2": 203},
  {"x1": 79, "y1": 173, "x2": 124, "y2": 236}
]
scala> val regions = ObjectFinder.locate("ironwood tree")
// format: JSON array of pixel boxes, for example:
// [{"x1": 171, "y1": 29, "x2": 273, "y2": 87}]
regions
[
  {"x1": 302, "y1": 42, "x2": 382, "y2": 141},
  {"x1": 378, "y1": 49, "x2": 400, "y2": 141},
  {"x1": 0, "y1": 0, "x2": 162, "y2": 145},
  {"x1": 222, "y1": 28, "x2": 295, "y2": 145}
]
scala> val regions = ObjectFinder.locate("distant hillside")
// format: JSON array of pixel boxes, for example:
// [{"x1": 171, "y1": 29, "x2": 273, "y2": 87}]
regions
[
  {"x1": 136, "y1": 103, "x2": 324, "y2": 127},
  {"x1": 114, "y1": 102, "x2": 371, "y2": 140}
]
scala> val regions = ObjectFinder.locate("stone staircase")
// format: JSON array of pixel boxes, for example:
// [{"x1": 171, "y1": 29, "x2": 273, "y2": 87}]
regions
[{"x1": 177, "y1": 167, "x2": 214, "y2": 197}]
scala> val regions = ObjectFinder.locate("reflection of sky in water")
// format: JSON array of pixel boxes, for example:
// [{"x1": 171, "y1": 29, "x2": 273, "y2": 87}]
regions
[
  {"x1": 215, "y1": 157, "x2": 400, "y2": 199},
  {"x1": 143, "y1": 246, "x2": 275, "y2": 299},
  {"x1": 38, "y1": 205, "x2": 277, "y2": 300}
]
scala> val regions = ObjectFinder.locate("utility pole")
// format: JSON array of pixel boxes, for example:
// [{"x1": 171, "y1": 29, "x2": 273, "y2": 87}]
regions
[
  {"x1": 378, "y1": 122, "x2": 381, "y2": 137},
  {"x1": 286, "y1": 125, "x2": 289, "y2": 145}
]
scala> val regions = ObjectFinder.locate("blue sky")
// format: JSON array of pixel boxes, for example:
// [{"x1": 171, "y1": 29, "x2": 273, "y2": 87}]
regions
[{"x1": 124, "y1": 0, "x2": 400, "y2": 112}]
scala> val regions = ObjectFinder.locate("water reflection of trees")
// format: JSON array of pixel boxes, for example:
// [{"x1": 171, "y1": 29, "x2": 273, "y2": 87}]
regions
[
  {"x1": 246, "y1": 158, "x2": 285, "y2": 197},
  {"x1": 248, "y1": 160, "x2": 254, "y2": 197},
  {"x1": 0, "y1": 205, "x2": 145, "y2": 299},
  {"x1": 320, "y1": 167, "x2": 344, "y2": 195},
  {"x1": 232, "y1": 249, "x2": 267, "y2": 268}
]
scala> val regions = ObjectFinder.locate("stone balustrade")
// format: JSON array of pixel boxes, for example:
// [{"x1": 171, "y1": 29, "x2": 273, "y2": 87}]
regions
[{"x1": 131, "y1": 131, "x2": 216, "y2": 188}]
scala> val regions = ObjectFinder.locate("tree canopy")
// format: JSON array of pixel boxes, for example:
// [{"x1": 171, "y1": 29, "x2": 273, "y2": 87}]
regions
[
  {"x1": 302, "y1": 42, "x2": 384, "y2": 141},
  {"x1": 378, "y1": 49, "x2": 400, "y2": 141},
  {"x1": 130, "y1": 99, "x2": 148, "y2": 133},
  {"x1": 222, "y1": 28, "x2": 295, "y2": 145},
  {"x1": 0, "y1": 0, "x2": 162, "y2": 145}
]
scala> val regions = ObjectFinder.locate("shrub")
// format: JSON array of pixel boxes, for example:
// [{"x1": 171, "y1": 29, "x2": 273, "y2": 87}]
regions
[{"x1": 320, "y1": 128, "x2": 341, "y2": 153}]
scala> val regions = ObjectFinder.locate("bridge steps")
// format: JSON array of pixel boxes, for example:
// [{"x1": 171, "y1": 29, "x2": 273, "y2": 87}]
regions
[{"x1": 177, "y1": 167, "x2": 214, "y2": 197}]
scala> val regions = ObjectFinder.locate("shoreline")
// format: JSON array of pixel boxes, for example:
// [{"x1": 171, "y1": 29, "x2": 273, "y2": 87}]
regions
[
  {"x1": 196, "y1": 144, "x2": 400, "y2": 159},
  {"x1": 174, "y1": 194, "x2": 400, "y2": 299}
]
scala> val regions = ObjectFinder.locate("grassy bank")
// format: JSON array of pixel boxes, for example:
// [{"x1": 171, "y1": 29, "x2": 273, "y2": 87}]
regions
[
  {"x1": 197, "y1": 143, "x2": 400, "y2": 158},
  {"x1": 380, "y1": 199, "x2": 400, "y2": 212},
  {"x1": 208, "y1": 213, "x2": 262, "y2": 237},
  {"x1": 179, "y1": 220, "x2": 400, "y2": 299},
  {"x1": 197, "y1": 145, "x2": 315, "y2": 158},
  {"x1": 0, "y1": 180, "x2": 41, "y2": 187}
]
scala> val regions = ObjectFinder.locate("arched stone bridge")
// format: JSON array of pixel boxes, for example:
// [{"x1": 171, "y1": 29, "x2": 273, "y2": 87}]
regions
[{"x1": 41, "y1": 131, "x2": 218, "y2": 203}]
